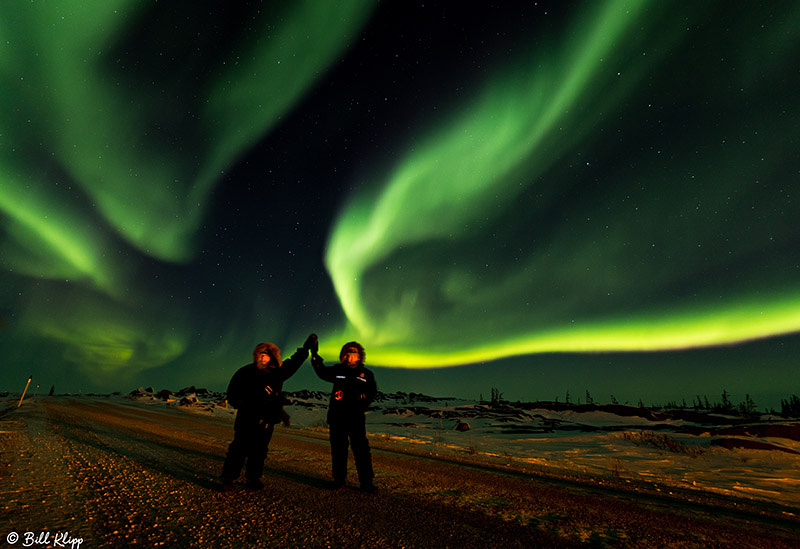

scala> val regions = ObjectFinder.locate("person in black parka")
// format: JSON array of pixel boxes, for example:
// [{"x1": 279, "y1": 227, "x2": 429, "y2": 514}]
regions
[
  {"x1": 312, "y1": 341, "x2": 377, "y2": 492},
  {"x1": 221, "y1": 334, "x2": 317, "y2": 490}
]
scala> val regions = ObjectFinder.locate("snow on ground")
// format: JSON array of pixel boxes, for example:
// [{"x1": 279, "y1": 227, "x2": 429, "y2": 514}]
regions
[{"x1": 77, "y1": 388, "x2": 800, "y2": 510}]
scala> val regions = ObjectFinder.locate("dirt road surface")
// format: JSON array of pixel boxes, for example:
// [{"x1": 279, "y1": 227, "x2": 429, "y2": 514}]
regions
[{"x1": 1, "y1": 398, "x2": 798, "y2": 548}]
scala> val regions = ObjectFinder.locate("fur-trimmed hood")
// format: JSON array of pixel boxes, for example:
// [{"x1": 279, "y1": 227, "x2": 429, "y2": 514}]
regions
[
  {"x1": 339, "y1": 341, "x2": 365, "y2": 364},
  {"x1": 252, "y1": 342, "x2": 282, "y2": 366}
]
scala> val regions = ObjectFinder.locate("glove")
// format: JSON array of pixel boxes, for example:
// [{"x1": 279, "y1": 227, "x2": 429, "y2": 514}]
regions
[{"x1": 303, "y1": 333, "x2": 319, "y2": 354}]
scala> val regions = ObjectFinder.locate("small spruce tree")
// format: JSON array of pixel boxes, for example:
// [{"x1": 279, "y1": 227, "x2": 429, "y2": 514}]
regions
[
  {"x1": 738, "y1": 393, "x2": 757, "y2": 416},
  {"x1": 781, "y1": 395, "x2": 800, "y2": 417},
  {"x1": 721, "y1": 390, "x2": 732, "y2": 412},
  {"x1": 490, "y1": 387, "x2": 503, "y2": 406}
]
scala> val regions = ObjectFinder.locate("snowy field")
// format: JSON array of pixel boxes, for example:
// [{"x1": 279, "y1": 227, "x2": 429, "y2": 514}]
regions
[{"x1": 129, "y1": 387, "x2": 800, "y2": 511}]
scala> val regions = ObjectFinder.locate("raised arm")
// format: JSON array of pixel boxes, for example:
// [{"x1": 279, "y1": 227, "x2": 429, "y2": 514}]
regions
[
  {"x1": 311, "y1": 353, "x2": 337, "y2": 383},
  {"x1": 278, "y1": 333, "x2": 318, "y2": 381},
  {"x1": 279, "y1": 347, "x2": 309, "y2": 380}
]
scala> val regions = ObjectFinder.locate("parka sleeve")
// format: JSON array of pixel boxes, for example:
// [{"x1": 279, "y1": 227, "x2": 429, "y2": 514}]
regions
[
  {"x1": 279, "y1": 347, "x2": 309, "y2": 381},
  {"x1": 311, "y1": 354, "x2": 336, "y2": 383}
]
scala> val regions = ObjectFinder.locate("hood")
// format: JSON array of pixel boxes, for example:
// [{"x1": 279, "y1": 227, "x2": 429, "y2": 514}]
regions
[
  {"x1": 252, "y1": 342, "x2": 282, "y2": 366},
  {"x1": 339, "y1": 341, "x2": 365, "y2": 364}
]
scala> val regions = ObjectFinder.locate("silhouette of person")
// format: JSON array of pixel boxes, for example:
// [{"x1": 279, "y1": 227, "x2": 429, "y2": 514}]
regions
[
  {"x1": 221, "y1": 334, "x2": 318, "y2": 491},
  {"x1": 312, "y1": 341, "x2": 377, "y2": 492}
]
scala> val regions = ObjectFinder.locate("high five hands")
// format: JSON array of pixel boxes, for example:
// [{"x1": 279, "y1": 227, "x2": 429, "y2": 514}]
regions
[{"x1": 303, "y1": 333, "x2": 319, "y2": 356}]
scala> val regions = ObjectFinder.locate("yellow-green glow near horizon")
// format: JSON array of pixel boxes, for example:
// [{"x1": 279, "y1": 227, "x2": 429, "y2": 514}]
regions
[
  {"x1": 325, "y1": 0, "x2": 800, "y2": 366},
  {"x1": 324, "y1": 291, "x2": 800, "y2": 368},
  {"x1": 26, "y1": 287, "x2": 188, "y2": 376}
]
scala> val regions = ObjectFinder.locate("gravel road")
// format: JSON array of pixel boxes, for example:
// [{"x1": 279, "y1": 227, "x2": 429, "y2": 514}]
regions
[{"x1": 1, "y1": 398, "x2": 798, "y2": 548}]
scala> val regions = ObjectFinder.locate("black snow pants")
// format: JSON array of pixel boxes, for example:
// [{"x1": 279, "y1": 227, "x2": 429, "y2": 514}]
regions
[
  {"x1": 329, "y1": 417, "x2": 374, "y2": 486},
  {"x1": 221, "y1": 421, "x2": 275, "y2": 482}
]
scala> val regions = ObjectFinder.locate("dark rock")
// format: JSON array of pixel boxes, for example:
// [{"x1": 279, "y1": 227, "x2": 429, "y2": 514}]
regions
[
  {"x1": 286, "y1": 399, "x2": 321, "y2": 408},
  {"x1": 382, "y1": 407, "x2": 429, "y2": 416},
  {"x1": 454, "y1": 421, "x2": 470, "y2": 432},
  {"x1": 374, "y1": 391, "x2": 456, "y2": 403},
  {"x1": 285, "y1": 389, "x2": 328, "y2": 401}
]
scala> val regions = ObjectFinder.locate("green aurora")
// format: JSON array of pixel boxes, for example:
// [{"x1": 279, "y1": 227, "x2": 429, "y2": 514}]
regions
[
  {"x1": 1, "y1": 0, "x2": 377, "y2": 378},
  {"x1": 1, "y1": 1, "x2": 798, "y2": 404},
  {"x1": 325, "y1": 0, "x2": 800, "y2": 365}
]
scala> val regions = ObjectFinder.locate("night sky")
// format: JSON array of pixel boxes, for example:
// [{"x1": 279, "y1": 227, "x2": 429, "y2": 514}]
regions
[{"x1": 2, "y1": 1, "x2": 799, "y2": 408}]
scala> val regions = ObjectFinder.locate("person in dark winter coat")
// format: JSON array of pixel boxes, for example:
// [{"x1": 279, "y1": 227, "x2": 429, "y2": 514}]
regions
[
  {"x1": 312, "y1": 341, "x2": 377, "y2": 492},
  {"x1": 221, "y1": 334, "x2": 318, "y2": 491}
]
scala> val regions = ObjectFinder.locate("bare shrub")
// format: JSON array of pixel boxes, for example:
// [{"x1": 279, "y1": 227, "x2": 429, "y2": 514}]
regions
[{"x1": 622, "y1": 430, "x2": 704, "y2": 457}]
